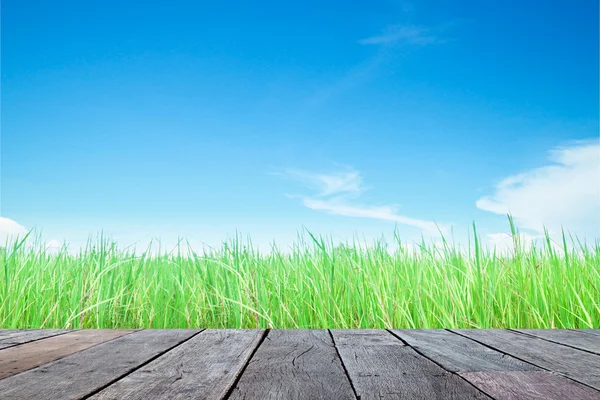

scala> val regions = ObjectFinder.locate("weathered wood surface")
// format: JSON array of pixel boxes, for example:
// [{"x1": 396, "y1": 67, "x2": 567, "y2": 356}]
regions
[
  {"x1": 331, "y1": 330, "x2": 492, "y2": 399},
  {"x1": 228, "y1": 330, "x2": 356, "y2": 400},
  {"x1": 390, "y1": 329, "x2": 541, "y2": 372},
  {"x1": 574, "y1": 329, "x2": 600, "y2": 337},
  {"x1": 0, "y1": 329, "x2": 598, "y2": 400},
  {"x1": 0, "y1": 330, "x2": 199, "y2": 400},
  {"x1": 0, "y1": 329, "x2": 69, "y2": 342},
  {"x1": 91, "y1": 329, "x2": 263, "y2": 400},
  {"x1": 0, "y1": 329, "x2": 72, "y2": 349},
  {"x1": 450, "y1": 329, "x2": 600, "y2": 390},
  {"x1": 0, "y1": 329, "x2": 134, "y2": 379},
  {"x1": 511, "y1": 329, "x2": 600, "y2": 354},
  {"x1": 460, "y1": 371, "x2": 600, "y2": 400}
]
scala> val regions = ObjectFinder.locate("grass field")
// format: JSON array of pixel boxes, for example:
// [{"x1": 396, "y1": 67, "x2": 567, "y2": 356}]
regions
[{"x1": 1, "y1": 216, "x2": 598, "y2": 329}]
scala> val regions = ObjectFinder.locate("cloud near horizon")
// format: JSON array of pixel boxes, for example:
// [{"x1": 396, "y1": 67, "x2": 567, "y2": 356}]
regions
[
  {"x1": 0, "y1": 217, "x2": 64, "y2": 252},
  {"x1": 0, "y1": 217, "x2": 28, "y2": 244},
  {"x1": 476, "y1": 140, "x2": 600, "y2": 241},
  {"x1": 279, "y1": 167, "x2": 451, "y2": 236}
]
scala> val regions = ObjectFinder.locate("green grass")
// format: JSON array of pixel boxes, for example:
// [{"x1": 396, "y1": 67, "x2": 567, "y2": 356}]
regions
[{"x1": 1, "y1": 215, "x2": 598, "y2": 329}]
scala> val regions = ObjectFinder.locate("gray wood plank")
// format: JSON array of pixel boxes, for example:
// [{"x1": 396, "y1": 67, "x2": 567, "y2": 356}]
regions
[
  {"x1": 512, "y1": 329, "x2": 600, "y2": 354},
  {"x1": 331, "y1": 329, "x2": 406, "y2": 347},
  {"x1": 0, "y1": 329, "x2": 200, "y2": 400},
  {"x1": 0, "y1": 329, "x2": 72, "y2": 347},
  {"x1": 0, "y1": 330, "x2": 21, "y2": 349},
  {"x1": 0, "y1": 329, "x2": 134, "y2": 379},
  {"x1": 460, "y1": 371, "x2": 600, "y2": 400},
  {"x1": 332, "y1": 330, "x2": 492, "y2": 400},
  {"x1": 575, "y1": 329, "x2": 600, "y2": 337},
  {"x1": 390, "y1": 329, "x2": 541, "y2": 372},
  {"x1": 0, "y1": 330, "x2": 26, "y2": 339},
  {"x1": 451, "y1": 329, "x2": 600, "y2": 390},
  {"x1": 90, "y1": 329, "x2": 264, "y2": 400},
  {"x1": 228, "y1": 330, "x2": 357, "y2": 400}
]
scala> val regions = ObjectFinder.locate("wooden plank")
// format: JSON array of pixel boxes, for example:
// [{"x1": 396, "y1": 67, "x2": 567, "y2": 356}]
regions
[
  {"x1": 512, "y1": 329, "x2": 600, "y2": 355},
  {"x1": 0, "y1": 330, "x2": 21, "y2": 349},
  {"x1": 0, "y1": 329, "x2": 133, "y2": 379},
  {"x1": 451, "y1": 329, "x2": 600, "y2": 390},
  {"x1": 332, "y1": 330, "x2": 492, "y2": 399},
  {"x1": 90, "y1": 329, "x2": 264, "y2": 400},
  {"x1": 0, "y1": 330, "x2": 26, "y2": 339},
  {"x1": 0, "y1": 329, "x2": 72, "y2": 348},
  {"x1": 0, "y1": 329, "x2": 200, "y2": 400},
  {"x1": 390, "y1": 329, "x2": 541, "y2": 372},
  {"x1": 574, "y1": 329, "x2": 600, "y2": 337},
  {"x1": 460, "y1": 371, "x2": 600, "y2": 400},
  {"x1": 331, "y1": 329, "x2": 406, "y2": 347},
  {"x1": 228, "y1": 330, "x2": 356, "y2": 400}
]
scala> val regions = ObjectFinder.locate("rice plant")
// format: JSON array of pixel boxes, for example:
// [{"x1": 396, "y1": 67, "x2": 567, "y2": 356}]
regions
[{"x1": 1, "y1": 215, "x2": 598, "y2": 329}]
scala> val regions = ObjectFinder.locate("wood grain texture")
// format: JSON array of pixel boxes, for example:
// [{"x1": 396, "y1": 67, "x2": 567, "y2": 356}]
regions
[
  {"x1": 390, "y1": 329, "x2": 541, "y2": 373},
  {"x1": 332, "y1": 329, "x2": 492, "y2": 400},
  {"x1": 0, "y1": 329, "x2": 71, "y2": 348},
  {"x1": 2, "y1": 329, "x2": 598, "y2": 398},
  {"x1": 0, "y1": 330, "x2": 20, "y2": 350},
  {"x1": 331, "y1": 329, "x2": 405, "y2": 347},
  {"x1": 574, "y1": 329, "x2": 600, "y2": 337},
  {"x1": 0, "y1": 329, "x2": 200, "y2": 400},
  {"x1": 0, "y1": 330, "x2": 33, "y2": 340},
  {"x1": 90, "y1": 329, "x2": 264, "y2": 400},
  {"x1": 512, "y1": 329, "x2": 600, "y2": 354},
  {"x1": 228, "y1": 330, "x2": 356, "y2": 400},
  {"x1": 451, "y1": 329, "x2": 600, "y2": 390},
  {"x1": 459, "y1": 371, "x2": 600, "y2": 400},
  {"x1": 0, "y1": 329, "x2": 133, "y2": 379}
]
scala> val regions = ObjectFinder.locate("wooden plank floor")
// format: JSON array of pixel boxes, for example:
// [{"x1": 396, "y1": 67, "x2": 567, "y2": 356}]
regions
[{"x1": 0, "y1": 329, "x2": 598, "y2": 400}]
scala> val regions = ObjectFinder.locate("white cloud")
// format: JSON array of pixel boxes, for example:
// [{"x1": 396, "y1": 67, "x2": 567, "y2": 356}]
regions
[
  {"x1": 476, "y1": 140, "x2": 600, "y2": 240},
  {"x1": 280, "y1": 167, "x2": 450, "y2": 237},
  {"x1": 302, "y1": 197, "x2": 447, "y2": 235},
  {"x1": 0, "y1": 217, "x2": 28, "y2": 245},
  {"x1": 42, "y1": 239, "x2": 64, "y2": 255},
  {"x1": 281, "y1": 168, "x2": 365, "y2": 197},
  {"x1": 45, "y1": 239, "x2": 62, "y2": 249},
  {"x1": 359, "y1": 24, "x2": 441, "y2": 46},
  {"x1": 0, "y1": 217, "x2": 67, "y2": 254},
  {"x1": 486, "y1": 232, "x2": 541, "y2": 254}
]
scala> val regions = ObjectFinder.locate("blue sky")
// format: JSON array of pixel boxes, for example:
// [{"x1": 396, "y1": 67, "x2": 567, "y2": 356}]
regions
[{"x1": 2, "y1": 0, "x2": 599, "y2": 254}]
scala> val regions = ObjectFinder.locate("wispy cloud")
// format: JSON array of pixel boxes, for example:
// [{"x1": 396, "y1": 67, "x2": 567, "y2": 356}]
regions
[
  {"x1": 280, "y1": 168, "x2": 365, "y2": 197},
  {"x1": 306, "y1": 50, "x2": 388, "y2": 107},
  {"x1": 302, "y1": 197, "x2": 447, "y2": 234},
  {"x1": 278, "y1": 166, "x2": 450, "y2": 236},
  {"x1": 399, "y1": 1, "x2": 415, "y2": 14},
  {"x1": 308, "y1": 20, "x2": 453, "y2": 105},
  {"x1": 476, "y1": 139, "x2": 600, "y2": 240},
  {"x1": 358, "y1": 24, "x2": 443, "y2": 46}
]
